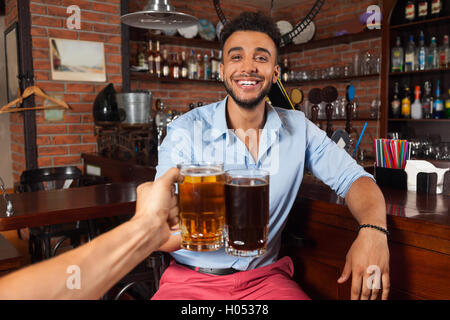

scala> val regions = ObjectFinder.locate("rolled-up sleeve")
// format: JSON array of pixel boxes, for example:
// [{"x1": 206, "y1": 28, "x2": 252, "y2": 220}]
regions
[{"x1": 304, "y1": 119, "x2": 374, "y2": 198}]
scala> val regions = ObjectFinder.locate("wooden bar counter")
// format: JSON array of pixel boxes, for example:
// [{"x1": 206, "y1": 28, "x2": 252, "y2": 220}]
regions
[
  {"x1": 82, "y1": 154, "x2": 449, "y2": 300},
  {"x1": 282, "y1": 174, "x2": 450, "y2": 300}
]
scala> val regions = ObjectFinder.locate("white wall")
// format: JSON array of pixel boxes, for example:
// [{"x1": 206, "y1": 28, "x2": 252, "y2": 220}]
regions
[{"x1": 0, "y1": 15, "x2": 14, "y2": 188}]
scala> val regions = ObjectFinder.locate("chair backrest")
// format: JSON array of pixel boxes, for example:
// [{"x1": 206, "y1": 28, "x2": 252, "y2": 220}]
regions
[{"x1": 19, "y1": 166, "x2": 83, "y2": 192}]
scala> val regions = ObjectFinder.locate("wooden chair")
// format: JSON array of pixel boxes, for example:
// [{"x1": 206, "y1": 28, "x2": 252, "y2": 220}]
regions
[{"x1": 18, "y1": 166, "x2": 104, "y2": 262}]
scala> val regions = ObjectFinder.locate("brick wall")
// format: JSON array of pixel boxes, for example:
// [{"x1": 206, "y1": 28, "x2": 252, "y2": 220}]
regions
[{"x1": 8, "y1": 0, "x2": 123, "y2": 182}]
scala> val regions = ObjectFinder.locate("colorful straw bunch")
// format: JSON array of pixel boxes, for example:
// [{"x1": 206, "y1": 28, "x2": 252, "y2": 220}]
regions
[{"x1": 374, "y1": 139, "x2": 410, "y2": 169}]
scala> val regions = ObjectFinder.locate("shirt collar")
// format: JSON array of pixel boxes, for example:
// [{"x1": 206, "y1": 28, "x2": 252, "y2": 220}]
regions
[{"x1": 210, "y1": 96, "x2": 284, "y2": 142}]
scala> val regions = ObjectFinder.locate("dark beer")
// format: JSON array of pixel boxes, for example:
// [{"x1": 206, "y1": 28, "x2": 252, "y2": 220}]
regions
[
  {"x1": 178, "y1": 164, "x2": 225, "y2": 251},
  {"x1": 224, "y1": 173, "x2": 269, "y2": 257}
]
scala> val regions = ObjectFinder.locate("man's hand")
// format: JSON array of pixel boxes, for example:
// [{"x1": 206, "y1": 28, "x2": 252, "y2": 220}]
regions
[
  {"x1": 134, "y1": 168, "x2": 182, "y2": 246},
  {"x1": 337, "y1": 228, "x2": 390, "y2": 300}
]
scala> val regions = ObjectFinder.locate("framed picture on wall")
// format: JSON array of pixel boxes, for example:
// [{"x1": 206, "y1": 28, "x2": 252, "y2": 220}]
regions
[
  {"x1": 49, "y1": 38, "x2": 106, "y2": 82},
  {"x1": 4, "y1": 22, "x2": 20, "y2": 102}
]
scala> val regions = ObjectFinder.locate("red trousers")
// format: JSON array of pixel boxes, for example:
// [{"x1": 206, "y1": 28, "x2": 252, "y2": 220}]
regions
[{"x1": 151, "y1": 256, "x2": 310, "y2": 300}]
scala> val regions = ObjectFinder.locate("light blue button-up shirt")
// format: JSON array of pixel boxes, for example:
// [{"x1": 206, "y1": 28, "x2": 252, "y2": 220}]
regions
[{"x1": 155, "y1": 96, "x2": 373, "y2": 270}]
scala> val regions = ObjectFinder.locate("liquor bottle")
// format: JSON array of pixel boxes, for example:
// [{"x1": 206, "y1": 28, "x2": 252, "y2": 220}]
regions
[
  {"x1": 433, "y1": 79, "x2": 444, "y2": 118},
  {"x1": 439, "y1": 35, "x2": 450, "y2": 68},
  {"x1": 445, "y1": 88, "x2": 450, "y2": 118},
  {"x1": 196, "y1": 53, "x2": 204, "y2": 80},
  {"x1": 203, "y1": 54, "x2": 211, "y2": 80},
  {"x1": 188, "y1": 50, "x2": 197, "y2": 79},
  {"x1": 430, "y1": 0, "x2": 443, "y2": 18},
  {"x1": 405, "y1": 0, "x2": 416, "y2": 23},
  {"x1": 391, "y1": 36, "x2": 404, "y2": 72},
  {"x1": 422, "y1": 81, "x2": 433, "y2": 118},
  {"x1": 427, "y1": 36, "x2": 439, "y2": 69},
  {"x1": 181, "y1": 51, "x2": 188, "y2": 79},
  {"x1": 401, "y1": 85, "x2": 412, "y2": 118},
  {"x1": 411, "y1": 85, "x2": 423, "y2": 119},
  {"x1": 171, "y1": 53, "x2": 180, "y2": 79},
  {"x1": 281, "y1": 58, "x2": 289, "y2": 82},
  {"x1": 210, "y1": 50, "x2": 218, "y2": 80},
  {"x1": 404, "y1": 35, "x2": 416, "y2": 71},
  {"x1": 154, "y1": 40, "x2": 161, "y2": 78},
  {"x1": 391, "y1": 82, "x2": 401, "y2": 118},
  {"x1": 162, "y1": 49, "x2": 170, "y2": 77},
  {"x1": 417, "y1": 31, "x2": 427, "y2": 70},
  {"x1": 148, "y1": 40, "x2": 154, "y2": 75},
  {"x1": 417, "y1": 0, "x2": 429, "y2": 20},
  {"x1": 137, "y1": 43, "x2": 147, "y2": 70}
]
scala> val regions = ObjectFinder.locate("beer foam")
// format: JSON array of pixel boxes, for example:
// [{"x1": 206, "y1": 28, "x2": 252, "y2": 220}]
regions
[
  {"x1": 181, "y1": 167, "x2": 224, "y2": 177},
  {"x1": 226, "y1": 177, "x2": 268, "y2": 187}
]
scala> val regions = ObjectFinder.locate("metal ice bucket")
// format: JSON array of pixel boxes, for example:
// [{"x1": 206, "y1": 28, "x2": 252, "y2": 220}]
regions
[{"x1": 116, "y1": 92, "x2": 153, "y2": 124}]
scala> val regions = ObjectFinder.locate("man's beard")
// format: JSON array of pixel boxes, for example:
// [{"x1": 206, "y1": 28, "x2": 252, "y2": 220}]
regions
[{"x1": 223, "y1": 77, "x2": 272, "y2": 110}]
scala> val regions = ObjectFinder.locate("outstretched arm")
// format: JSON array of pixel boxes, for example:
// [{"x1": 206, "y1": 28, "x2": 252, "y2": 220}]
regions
[{"x1": 0, "y1": 168, "x2": 181, "y2": 300}]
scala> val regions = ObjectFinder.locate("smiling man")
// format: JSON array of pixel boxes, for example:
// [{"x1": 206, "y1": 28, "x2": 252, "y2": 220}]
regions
[{"x1": 153, "y1": 12, "x2": 390, "y2": 300}]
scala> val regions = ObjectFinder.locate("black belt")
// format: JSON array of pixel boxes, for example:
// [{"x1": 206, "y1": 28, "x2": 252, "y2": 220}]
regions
[{"x1": 178, "y1": 262, "x2": 240, "y2": 276}]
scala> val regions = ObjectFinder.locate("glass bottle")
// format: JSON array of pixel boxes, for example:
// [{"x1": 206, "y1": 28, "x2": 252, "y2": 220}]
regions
[
  {"x1": 203, "y1": 53, "x2": 211, "y2": 80},
  {"x1": 433, "y1": 79, "x2": 444, "y2": 119},
  {"x1": 401, "y1": 85, "x2": 412, "y2": 118},
  {"x1": 137, "y1": 43, "x2": 147, "y2": 69},
  {"x1": 181, "y1": 51, "x2": 188, "y2": 79},
  {"x1": 439, "y1": 35, "x2": 449, "y2": 68},
  {"x1": 188, "y1": 49, "x2": 197, "y2": 80},
  {"x1": 391, "y1": 36, "x2": 404, "y2": 72},
  {"x1": 154, "y1": 40, "x2": 161, "y2": 78},
  {"x1": 422, "y1": 81, "x2": 433, "y2": 119},
  {"x1": 405, "y1": 0, "x2": 416, "y2": 23},
  {"x1": 155, "y1": 101, "x2": 168, "y2": 150},
  {"x1": 427, "y1": 36, "x2": 439, "y2": 69},
  {"x1": 210, "y1": 50, "x2": 218, "y2": 80},
  {"x1": 411, "y1": 85, "x2": 423, "y2": 119},
  {"x1": 147, "y1": 40, "x2": 154, "y2": 75},
  {"x1": 196, "y1": 53, "x2": 203, "y2": 80},
  {"x1": 391, "y1": 82, "x2": 401, "y2": 118},
  {"x1": 430, "y1": 0, "x2": 443, "y2": 18},
  {"x1": 404, "y1": 35, "x2": 416, "y2": 71},
  {"x1": 445, "y1": 88, "x2": 450, "y2": 118},
  {"x1": 171, "y1": 53, "x2": 180, "y2": 79},
  {"x1": 417, "y1": 31, "x2": 427, "y2": 70},
  {"x1": 162, "y1": 49, "x2": 170, "y2": 77},
  {"x1": 417, "y1": 0, "x2": 429, "y2": 20}
]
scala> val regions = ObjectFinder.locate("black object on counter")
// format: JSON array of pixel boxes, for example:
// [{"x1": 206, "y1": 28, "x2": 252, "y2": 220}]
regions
[{"x1": 93, "y1": 83, "x2": 120, "y2": 126}]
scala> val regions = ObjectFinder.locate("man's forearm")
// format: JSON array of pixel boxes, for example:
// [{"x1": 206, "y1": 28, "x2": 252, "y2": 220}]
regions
[
  {"x1": 0, "y1": 215, "x2": 164, "y2": 300},
  {"x1": 345, "y1": 177, "x2": 387, "y2": 228}
]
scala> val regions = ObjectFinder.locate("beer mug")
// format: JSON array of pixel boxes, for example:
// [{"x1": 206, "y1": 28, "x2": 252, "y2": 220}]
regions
[
  {"x1": 224, "y1": 169, "x2": 270, "y2": 257},
  {"x1": 177, "y1": 162, "x2": 225, "y2": 251}
]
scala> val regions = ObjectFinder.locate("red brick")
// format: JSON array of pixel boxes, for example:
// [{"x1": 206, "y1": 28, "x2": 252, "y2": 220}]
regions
[
  {"x1": 53, "y1": 155, "x2": 81, "y2": 166},
  {"x1": 52, "y1": 135, "x2": 81, "y2": 145},
  {"x1": 38, "y1": 157, "x2": 52, "y2": 167},
  {"x1": 78, "y1": 33, "x2": 106, "y2": 42},
  {"x1": 82, "y1": 135, "x2": 97, "y2": 143},
  {"x1": 91, "y1": 2, "x2": 119, "y2": 14},
  {"x1": 92, "y1": 23, "x2": 120, "y2": 34},
  {"x1": 66, "y1": 83, "x2": 95, "y2": 93},
  {"x1": 69, "y1": 144, "x2": 96, "y2": 154},
  {"x1": 47, "y1": 28, "x2": 78, "y2": 39},
  {"x1": 68, "y1": 124, "x2": 94, "y2": 134},
  {"x1": 37, "y1": 124, "x2": 67, "y2": 135},
  {"x1": 32, "y1": 16, "x2": 63, "y2": 28},
  {"x1": 38, "y1": 145, "x2": 68, "y2": 156},
  {"x1": 36, "y1": 136, "x2": 51, "y2": 145}
]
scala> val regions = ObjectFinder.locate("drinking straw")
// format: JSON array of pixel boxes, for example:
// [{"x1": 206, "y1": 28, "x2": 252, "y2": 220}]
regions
[{"x1": 353, "y1": 122, "x2": 368, "y2": 158}]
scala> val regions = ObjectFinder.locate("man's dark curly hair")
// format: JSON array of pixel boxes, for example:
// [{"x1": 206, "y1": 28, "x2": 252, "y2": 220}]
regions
[{"x1": 219, "y1": 11, "x2": 281, "y2": 57}]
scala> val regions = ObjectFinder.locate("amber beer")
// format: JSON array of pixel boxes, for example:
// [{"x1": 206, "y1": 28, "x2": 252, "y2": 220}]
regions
[
  {"x1": 177, "y1": 162, "x2": 225, "y2": 251},
  {"x1": 224, "y1": 169, "x2": 269, "y2": 257}
]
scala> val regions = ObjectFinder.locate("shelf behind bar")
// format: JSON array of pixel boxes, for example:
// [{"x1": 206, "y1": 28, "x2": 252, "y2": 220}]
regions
[
  {"x1": 280, "y1": 29, "x2": 381, "y2": 54},
  {"x1": 390, "y1": 15, "x2": 450, "y2": 30},
  {"x1": 285, "y1": 73, "x2": 380, "y2": 86},
  {"x1": 390, "y1": 67, "x2": 450, "y2": 77},
  {"x1": 388, "y1": 118, "x2": 450, "y2": 122},
  {"x1": 130, "y1": 71, "x2": 222, "y2": 84}
]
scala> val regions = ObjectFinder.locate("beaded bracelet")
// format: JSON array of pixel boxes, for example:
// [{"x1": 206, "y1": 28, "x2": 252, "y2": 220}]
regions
[{"x1": 358, "y1": 224, "x2": 390, "y2": 236}]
